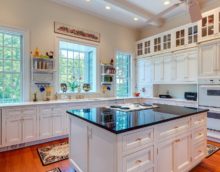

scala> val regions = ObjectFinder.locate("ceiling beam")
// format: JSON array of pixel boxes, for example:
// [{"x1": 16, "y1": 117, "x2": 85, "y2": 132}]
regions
[{"x1": 103, "y1": 0, "x2": 164, "y2": 26}]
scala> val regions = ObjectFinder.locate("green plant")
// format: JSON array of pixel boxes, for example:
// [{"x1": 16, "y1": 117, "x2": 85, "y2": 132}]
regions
[{"x1": 67, "y1": 80, "x2": 79, "y2": 92}]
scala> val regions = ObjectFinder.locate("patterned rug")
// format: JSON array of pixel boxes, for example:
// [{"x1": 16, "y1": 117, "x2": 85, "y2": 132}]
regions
[
  {"x1": 37, "y1": 142, "x2": 69, "y2": 166},
  {"x1": 207, "y1": 144, "x2": 220, "y2": 157},
  {"x1": 47, "y1": 167, "x2": 62, "y2": 172}
]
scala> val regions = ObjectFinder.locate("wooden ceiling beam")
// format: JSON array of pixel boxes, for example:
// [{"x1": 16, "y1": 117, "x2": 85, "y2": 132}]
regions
[{"x1": 103, "y1": 0, "x2": 164, "y2": 26}]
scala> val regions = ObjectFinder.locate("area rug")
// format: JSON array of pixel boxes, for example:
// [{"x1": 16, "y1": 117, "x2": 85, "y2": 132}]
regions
[
  {"x1": 47, "y1": 167, "x2": 62, "y2": 172},
  {"x1": 37, "y1": 142, "x2": 69, "y2": 166},
  {"x1": 207, "y1": 144, "x2": 220, "y2": 157}
]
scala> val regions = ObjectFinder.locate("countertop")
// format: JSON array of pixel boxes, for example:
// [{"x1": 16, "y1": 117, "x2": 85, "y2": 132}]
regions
[
  {"x1": 67, "y1": 104, "x2": 209, "y2": 134},
  {"x1": 0, "y1": 97, "x2": 140, "y2": 108}
]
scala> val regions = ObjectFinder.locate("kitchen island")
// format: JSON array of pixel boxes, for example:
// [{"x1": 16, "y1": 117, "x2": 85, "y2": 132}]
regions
[{"x1": 67, "y1": 104, "x2": 209, "y2": 172}]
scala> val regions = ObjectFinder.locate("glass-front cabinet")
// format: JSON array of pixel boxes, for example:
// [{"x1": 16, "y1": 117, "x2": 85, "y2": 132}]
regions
[
  {"x1": 198, "y1": 8, "x2": 220, "y2": 41},
  {"x1": 163, "y1": 33, "x2": 171, "y2": 50},
  {"x1": 154, "y1": 37, "x2": 161, "y2": 53},
  {"x1": 136, "y1": 42, "x2": 143, "y2": 56},
  {"x1": 188, "y1": 25, "x2": 198, "y2": 44},
  {"x1": 175, "y1": 29, "x2": 185, "y2": 48},
  {"x1": 144, "y1": 40, "x2": 151, "y2": 55}
]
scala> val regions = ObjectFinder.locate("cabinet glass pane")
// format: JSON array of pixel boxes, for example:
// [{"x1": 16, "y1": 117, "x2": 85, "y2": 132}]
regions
[
  {"x1": 202, "y1": 17, "x2": 207, "y2": 27},
  {"x1": 208, "y1": 26, "x2": 214, "y2": 35},
  {"x1": 208, "y1": 15, "x2": 214, "y2": 25},
  {"x1": 202, "y1": 28, "x2": 207, "y2": 37},
  {"x1": 219, "y1": 12, "x2": 220, "y2": 32}
]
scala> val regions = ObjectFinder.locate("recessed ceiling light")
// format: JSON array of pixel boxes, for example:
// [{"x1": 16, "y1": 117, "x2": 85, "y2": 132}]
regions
[
  {"x1": 163, "y1": 0, "x2": 171, "y2": 5},
  {"x1": 134, "y1": 17, "x2": 139, "y2": 21},
  {"x1": 105, "y1": 6, "x2": 111, "y2": 10},
  {"x1": 85, "y1": 0, "x2": 91, "y2": 2}
]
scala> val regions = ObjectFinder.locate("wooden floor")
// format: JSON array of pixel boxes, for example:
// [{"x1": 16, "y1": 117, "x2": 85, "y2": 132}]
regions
[{"x1": 0, "y1": 139, "x2": 220, "y2": 172}]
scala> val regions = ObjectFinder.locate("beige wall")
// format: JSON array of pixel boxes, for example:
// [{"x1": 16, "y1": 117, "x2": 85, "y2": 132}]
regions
[
  {"x1": 138, "y1": 0, "x2": 220, "y2": 39},
  {"x1": 0, "y1": 0, "x2": 138, "y2": 100},
  {"x1": 0, "y1": 0, "x2": 138, "y2": 62}
]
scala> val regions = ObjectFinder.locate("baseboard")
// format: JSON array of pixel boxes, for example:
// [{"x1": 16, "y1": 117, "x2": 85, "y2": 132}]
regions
[
  {"x1": 0, "y1": 135, "x2": 68, "y2": 152},
  {"x1": 70, "y1": 158, "x2": 84, "y2": 172}
]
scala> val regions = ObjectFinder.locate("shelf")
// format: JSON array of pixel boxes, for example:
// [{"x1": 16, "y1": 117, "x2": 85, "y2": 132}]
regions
[
  {"x1": 101, "y1": 82, "x2": 113, "y2": 85},
  {"x1": 33, "y1": 57, "x2": 54, "y2": 62},
  {"x1": 101, "y1": 73, "x2": 115, "y2": 76},
  {"x1": 33, "y1": 69, "x2": 55, "y2": 74}
]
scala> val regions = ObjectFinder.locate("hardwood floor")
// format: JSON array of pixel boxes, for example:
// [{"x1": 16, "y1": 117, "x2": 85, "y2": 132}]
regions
[{"x1": 0, "y1": 139, "x2": 220, "y2": 172}]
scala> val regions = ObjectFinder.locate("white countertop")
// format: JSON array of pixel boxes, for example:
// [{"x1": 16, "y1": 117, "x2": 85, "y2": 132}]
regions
[
  {"x1": 0, "y1": 97, "x2": 140, "y2": 108},
  {"x1": 143, "y1": 97, "x2": 198, "y2": 104}
]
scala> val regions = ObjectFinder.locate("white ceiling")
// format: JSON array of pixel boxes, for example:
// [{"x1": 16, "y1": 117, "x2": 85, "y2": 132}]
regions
[{"x1": 50, "y1": 0, "x2": 211, "y2": 28}]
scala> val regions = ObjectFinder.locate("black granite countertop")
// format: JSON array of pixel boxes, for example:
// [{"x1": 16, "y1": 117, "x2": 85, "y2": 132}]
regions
[{"x1": 66, "y1": 104, "x2": 209, "y2": 134}]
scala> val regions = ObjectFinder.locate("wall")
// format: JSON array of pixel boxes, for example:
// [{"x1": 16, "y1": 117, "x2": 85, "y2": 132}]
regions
[
  {"x1": 0, "y1": 0, "x2": 138, "y2": 100},
  {"x1": 138, "y1": 0, "x2": 220, "y2": 39}
]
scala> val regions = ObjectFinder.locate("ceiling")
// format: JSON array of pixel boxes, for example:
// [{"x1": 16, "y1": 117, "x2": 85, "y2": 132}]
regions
[{"x1": 50, "y1": 0, "x2": 210, "y2": 28}]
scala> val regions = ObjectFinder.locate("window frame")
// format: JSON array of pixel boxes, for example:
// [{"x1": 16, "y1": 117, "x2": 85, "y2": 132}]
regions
[
  {"x1": 55, "y1": 36, "x2": 100, "y2": 94},
  {"x1": 0, "y1": 25, "x2": 29, "y2": 103},
  {"x1": 115, "y1": 51, "x2": 133, "y2": 98}
]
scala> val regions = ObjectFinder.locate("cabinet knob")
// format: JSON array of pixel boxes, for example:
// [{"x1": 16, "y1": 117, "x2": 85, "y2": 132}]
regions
[
  {"x1": 175, "y1": 139, "x2": 181, "y2": 143},
  {"x1": 135, "y1": 160, "x2": 142, "y2": 164},
  {"x1": 136, "y1": 138, "x2": 142, "y2": 142}
]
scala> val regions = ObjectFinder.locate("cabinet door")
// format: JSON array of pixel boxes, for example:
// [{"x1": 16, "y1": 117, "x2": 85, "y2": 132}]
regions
[
  {"x1": 174, "y1": 133, "x2": 191, "y2": 172},
  {"x1": 22, "y1": 111, "x2": 37, "y2": 142},
  {"x1": 145, "y1": 59, "x2": 153, "y2": 84},
  {"x1": 5, "y1": 115, "x2": 22, "y2": 145},
  {"x1": 154, "y1": 57, "x2": 164, "y2": 83},
  {"x1": 53, "y1": 113, "x2": 65, "y2": 136},
  {"x1": 199, "y1": 12, "x2": 215, "y2": 41},
  {"x1": 186, "y1": 51, "x2": 198, "y2": 82},
  {"x1": 175, "y1": 54, "x2": 187, "y2": 81},
  {"x1": 39, "y1": 113, "x2": 53, "y2": 138},
  {"x1": 157, "y1": 139, "x2": 174, "y2": 172},
  {"x1": 199, "y1": 43, "x2": 217, "y2": 77},
  {"x1": 137, "y1": 60, "x2": 145, "y2": 84},
  {"x1": 164, "y1": 56, "x2": 174, "y2": 82}
]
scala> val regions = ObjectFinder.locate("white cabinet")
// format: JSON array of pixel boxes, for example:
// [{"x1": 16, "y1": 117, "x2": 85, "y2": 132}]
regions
[
  {"x1": 154, "y1": 56, "x2": 164, "y2": 83},
  {"x1": 173, "y1": 49, "x2": 198, "y2": 83},
  {"x1": 136, "y1": 58, "x2": 153, "y2": 98},
  {"x1": 2, "y1": 107, "x2": 37, "y2": 146},
  {"x1": 198, "y1": 8, "x2": 220, "y2": 42},
  {"x1": 157, "y1": 132, "x2": 191, "y2": 172},
  {"x1": 22, "y1": 112, "x2": 37, "y2": 142},
  {"x1": 163, "y1": 55, "x2": 175, "y2": 82},
  {"x1": 39, "y1": 113, "x2": 53, "y2": 139},
  {"x1": 199, "y1": 41, "x2": 220, "y2": 77},
  {"x1": 39, "y1": 105, "x2": 67, "y2": 139},
  {"x1": 4, "y1": 114, "x2": 22, "y2": 145}
]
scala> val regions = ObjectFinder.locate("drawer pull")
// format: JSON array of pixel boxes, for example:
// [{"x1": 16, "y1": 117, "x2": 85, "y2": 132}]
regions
[
  {"x1": 175, "y1": 139, "x2": 181, "y2": 143},
  {"x1": 136, "y1": 138, "x2": 142, "y2": 142},
  {"x1": 135, "y1": 160, "x2": 142, "y2": 164},
  {"x1": 174, "y1": 126, "x2": 179, "y2": 129},
  {"x1": 198, "y1": 133, "x2": 203, "y2": 136}
]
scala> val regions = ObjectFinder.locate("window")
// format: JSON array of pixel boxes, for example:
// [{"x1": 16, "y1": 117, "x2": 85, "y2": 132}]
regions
[
  {"x1": 0, "y1": 30, "x2": 23, "y2": 103},
  {"x1": 116, "y1": 52, "x2": 131, "y2": 97},
  {"x1": 59, "y1": 40, "x2": 97, "y2": 93}
]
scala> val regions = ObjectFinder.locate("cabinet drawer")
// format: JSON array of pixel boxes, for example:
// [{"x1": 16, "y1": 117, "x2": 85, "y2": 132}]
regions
[
  {"x1": 23, "y1": 108, "x2": 37, "y2": 115},
  {"x1": 123, "y1": 128, "x2": 154, "y2": 153},
  {"x1": 157, "y1": 118, "x2": 190, "y2": 139},
  {"x1": 123, "y1": 146, "x2": 154, "y2": 172},
  {"x1": 5, "y1": 109, "x2": 22, "y2": 116},
  {"x1": 192, "y1": 127, "x2": 206, "y2": 144},
  {"x1": 192, "y1": 141, "x2": 206, "y2": 163},
  {"x1": 191, "y1": 113, "x2": 206, "y2": 128}
]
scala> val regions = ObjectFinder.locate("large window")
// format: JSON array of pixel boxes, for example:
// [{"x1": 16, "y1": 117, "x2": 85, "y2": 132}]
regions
[
  {"x1": 0, "y1": 30, "x2": 23, "y2": 103},
  {"x1": 116, "y1": 52, "x2": 131, "y2": 97},
  {"x1": 59, "y1": 40, "x2": 97, "y2": 93}
]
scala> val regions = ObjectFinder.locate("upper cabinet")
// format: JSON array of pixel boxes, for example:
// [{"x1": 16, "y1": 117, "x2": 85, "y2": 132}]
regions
[
  {"x1": 136, "y1": 41, "x2": 143, "y2": 57},
  {"x1": 198, "y1": 8, "x2": 220, "y2": 42},
  {"x1": 163, "y1": 33, "x2": 172, "y2": 51},
  {"x1": 136, "y1": 7, "x2": 220, "y2": 58},
  {"x1": 199, "y1": 41, "x2": 220, "y2": 77}
]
